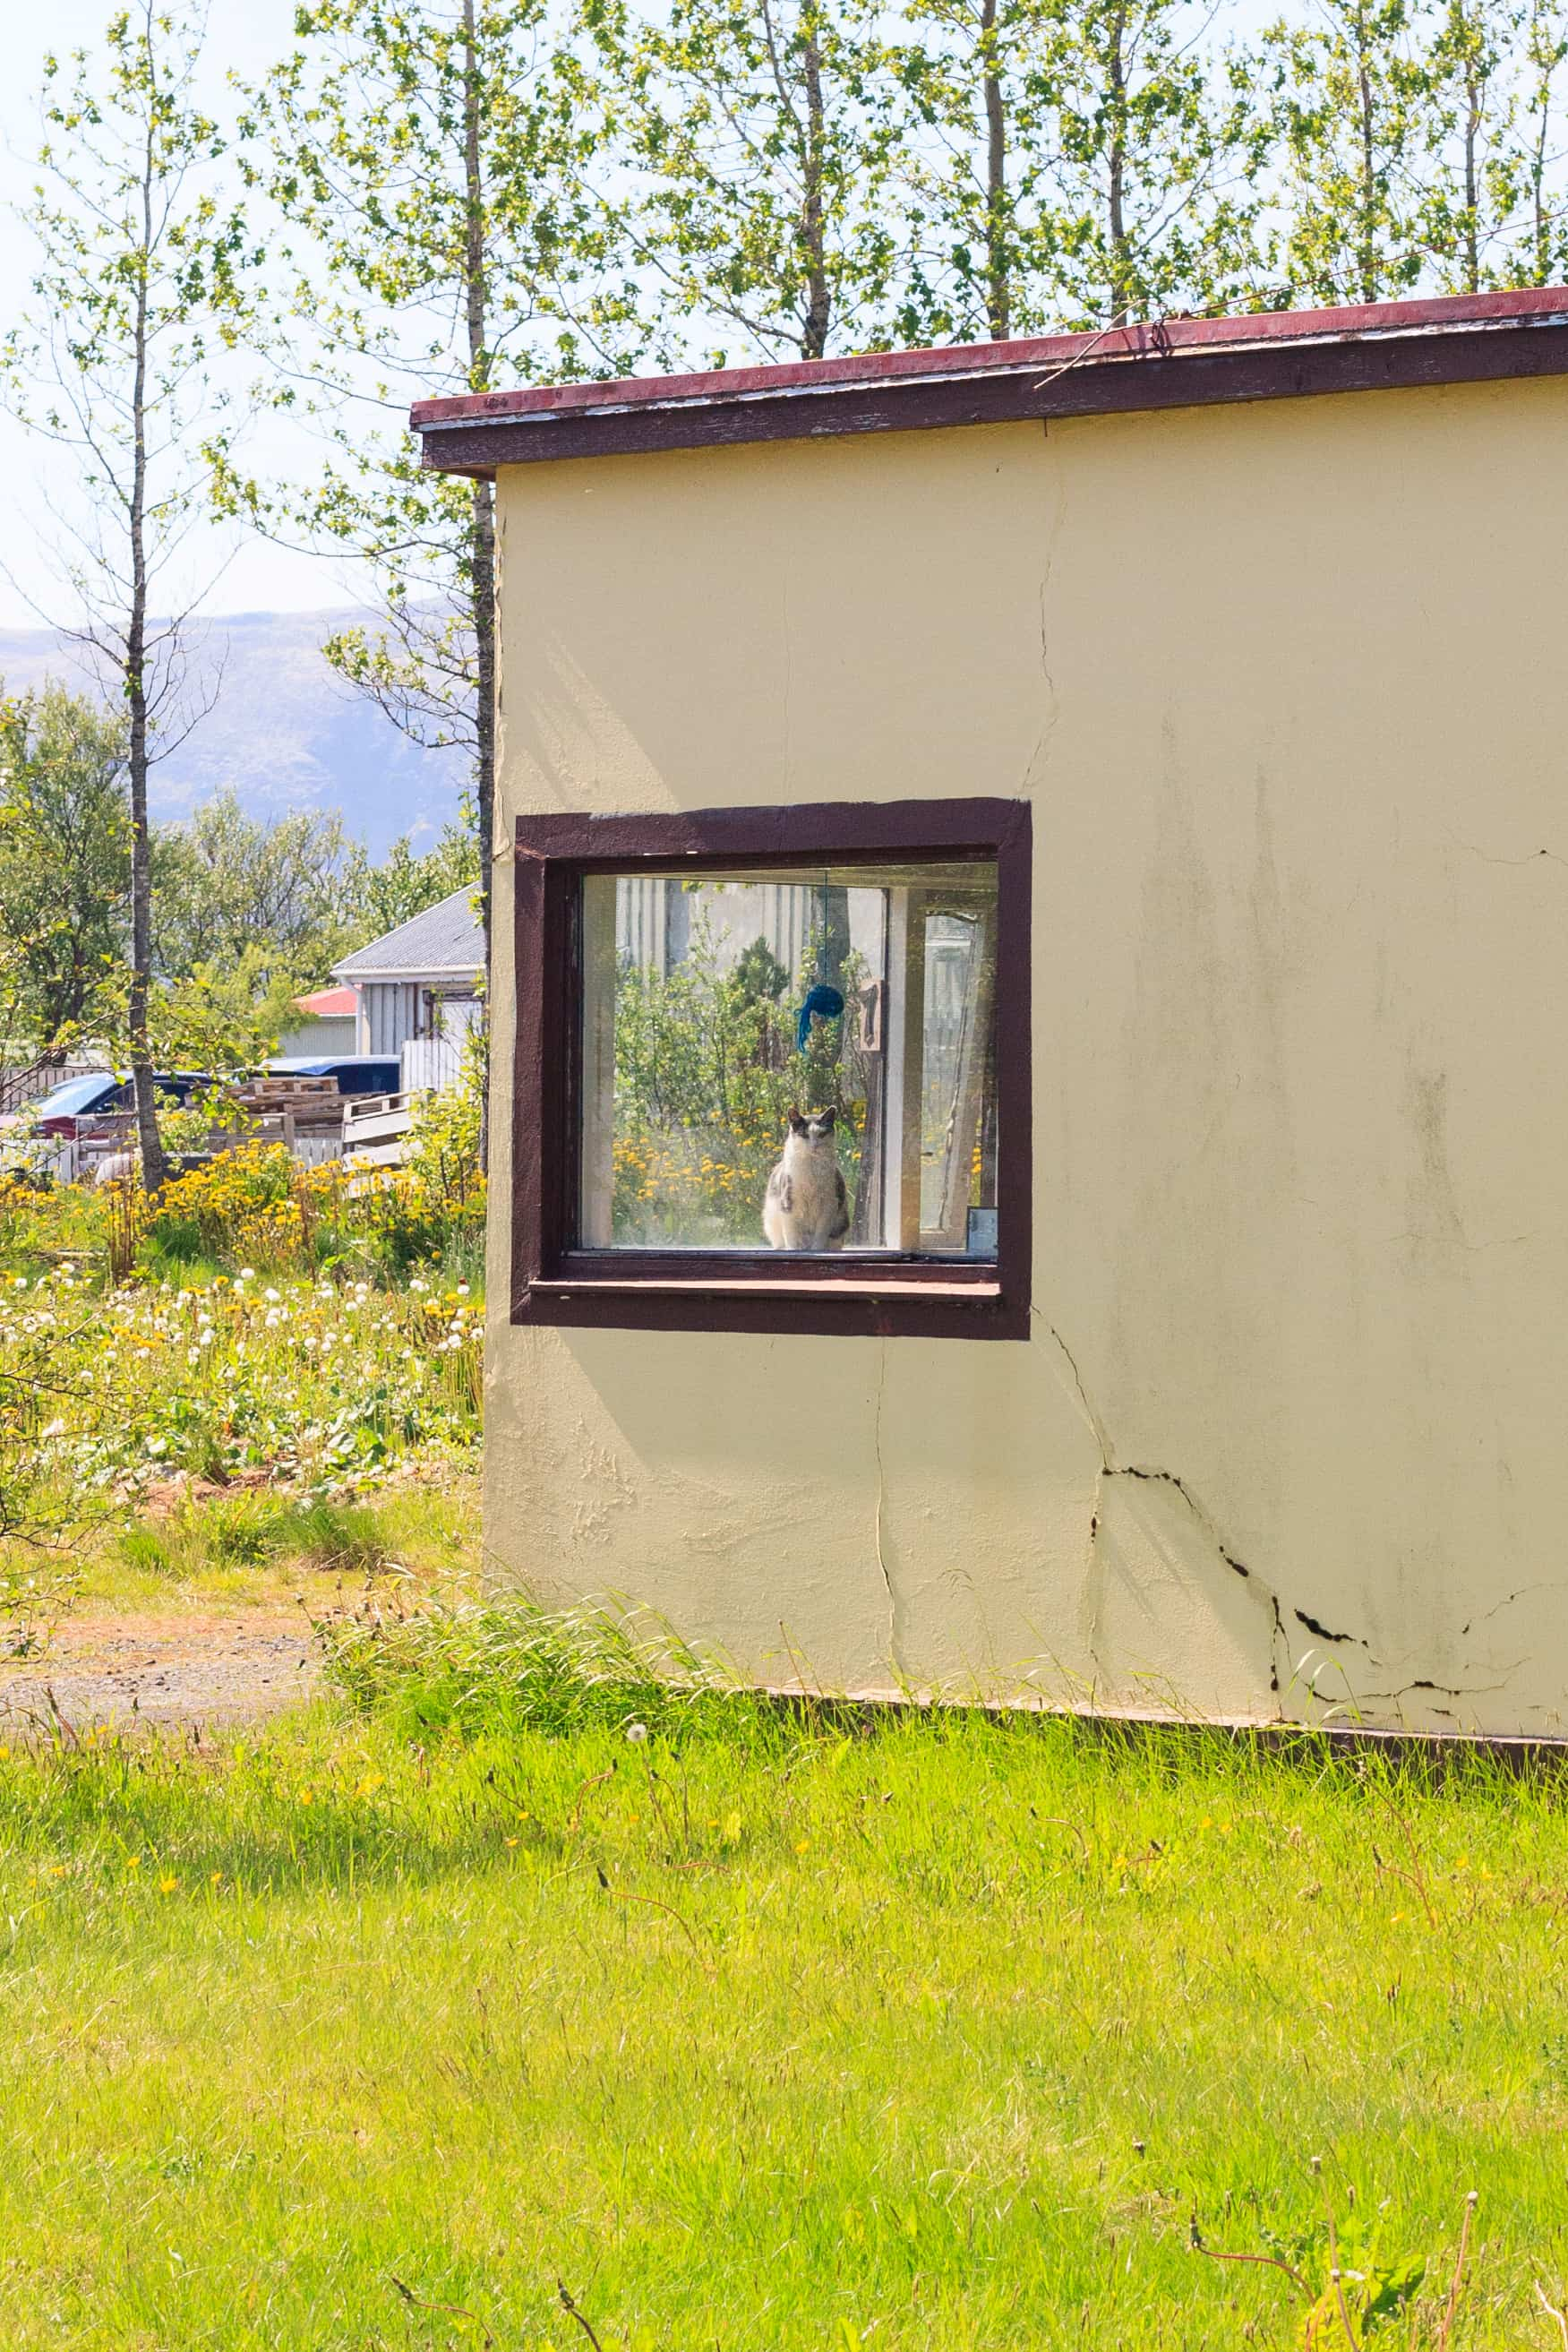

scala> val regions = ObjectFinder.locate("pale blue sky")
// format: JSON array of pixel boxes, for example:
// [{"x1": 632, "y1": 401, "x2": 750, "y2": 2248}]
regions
[{"x1": 0, "y1": 0, "x2": 356, "y2": 629}]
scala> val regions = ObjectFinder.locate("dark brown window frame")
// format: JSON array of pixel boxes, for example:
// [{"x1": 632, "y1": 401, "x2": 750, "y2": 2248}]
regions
[{"x1": 511, "y1": 797, "x2": 1032, "y2": 1340}]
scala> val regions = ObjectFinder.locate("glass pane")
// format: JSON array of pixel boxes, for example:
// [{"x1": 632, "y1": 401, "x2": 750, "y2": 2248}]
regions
[{"x1": 578, "y1": 861, "x2": 999, "y2": 1257}]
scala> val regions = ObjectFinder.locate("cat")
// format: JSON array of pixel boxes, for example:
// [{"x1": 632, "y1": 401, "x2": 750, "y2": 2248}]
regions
[{"x1": 763, "y1": 1106, "x2": 852, "y2": 1251}]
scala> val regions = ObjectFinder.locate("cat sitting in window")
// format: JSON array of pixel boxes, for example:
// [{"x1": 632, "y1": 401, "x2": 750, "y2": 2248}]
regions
[{"x1": 763, "y1": 1107, "x2": 851, "y2": 1251}]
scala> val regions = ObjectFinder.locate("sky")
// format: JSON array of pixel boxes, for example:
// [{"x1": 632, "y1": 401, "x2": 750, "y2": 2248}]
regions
[{"x1": 0, "y1": 0, "x2": 354, "y2": 631}]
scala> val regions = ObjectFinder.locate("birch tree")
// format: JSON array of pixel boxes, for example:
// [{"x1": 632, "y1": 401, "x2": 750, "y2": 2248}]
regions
[
  {"x1": 1041, "y1": 0, "x2": 1272, "y2": 327},
  {"x1": 1420, "y1": 0, "x2": 1524, "y2": 286},
  {"x1": 4, "y1": 2, "x2": 251, "y2": 1189},
  {"x1": 1509, "y1": 0, "x2": 1568, "y2": 277},
  {"x1": 884, "y1": 0, "x2": 1058, "y2": 342},
  {"x1": 1264, "y1": 0, "x2": 1435, "y2": 303},
  {"x1": 237, "y1": 0, "x2": 630, "y2": 994},
  {"x1": 592, "y1": 0, "x2": 903, "y2": 362},
  {"x1": 890, "y1": 0, "x2": 1272, "y2": 339}
]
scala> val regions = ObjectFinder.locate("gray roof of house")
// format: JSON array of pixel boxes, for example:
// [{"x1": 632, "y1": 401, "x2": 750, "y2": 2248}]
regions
[{"x1": 332, "y1": 884, "x2": 484, "y2": 984}]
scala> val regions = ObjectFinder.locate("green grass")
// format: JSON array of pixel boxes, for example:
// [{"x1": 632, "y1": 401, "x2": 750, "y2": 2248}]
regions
[
  {"x1": 99, "y1": 1480, "x2": 479, "y2": 1608},
  {"x1": 0, "y1": 1609, "x2": 1565, "y2": 2348}
]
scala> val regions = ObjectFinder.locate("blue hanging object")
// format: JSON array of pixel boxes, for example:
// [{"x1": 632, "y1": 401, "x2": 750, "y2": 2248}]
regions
[{"x1": 795, "y1": 983, "x2": 844, "y2": 1053}]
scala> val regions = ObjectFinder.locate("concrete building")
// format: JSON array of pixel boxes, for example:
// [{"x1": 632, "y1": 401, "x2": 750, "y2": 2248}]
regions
[{"x1": 415, "y1": 288, "x2": 1568, "y2": 1738}]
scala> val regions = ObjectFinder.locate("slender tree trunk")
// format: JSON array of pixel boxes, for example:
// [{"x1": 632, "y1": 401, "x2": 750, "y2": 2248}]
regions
[
  {"x1": 1107, "y1": 1, "x2": 1131, "y2": 324},
  {"x1": 1461, "y1": 2, "x2": 1482, "y2": 293},
  {"x1": 1529, "y1": 34, "x2": 1552, "y2": 282},
  {"x1": 801, "y1": 6, "x2": 831, "y2": 357},
  {"x1": 462, "y1": 0, "x2": 496, "y2": 1169},
  {"x1": 1357, "y1": 4, "x2": 1378, "y2": 300},
  {"x1": 128, "y1": 128, "x2": 166, "y2": 1196},
  {"x1": 981, "y1": 0, "x2": 1010, "y2": 339}
]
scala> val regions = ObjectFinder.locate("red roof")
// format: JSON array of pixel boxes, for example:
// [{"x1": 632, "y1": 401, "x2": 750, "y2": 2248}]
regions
[
  {"x1": 294, "y1": 986, "x2": 357, "y2": 1019},
  {"x1": 411, "y1": 288, "x2": 1568, "y2": 475}
]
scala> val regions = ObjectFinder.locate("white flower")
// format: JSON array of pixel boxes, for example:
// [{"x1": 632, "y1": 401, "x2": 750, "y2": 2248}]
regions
[
  {"x1": 264, "y1": 1286, "x2": 280, "y2": 1303},
  {"x1": 39, "y1": 1419, "x2": 65, "y2": 1440},
  {"x1": 624, "y1": 1721, "x2": 648, "y2": 1745},
  {"x1": 238, "y1": 1266, "x2": 256, "y2": 1281}
]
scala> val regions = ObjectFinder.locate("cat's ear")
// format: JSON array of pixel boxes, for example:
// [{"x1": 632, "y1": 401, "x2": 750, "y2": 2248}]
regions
[
  {"x1": 819, "y1": 1106, "x2": 837, "y2": 1130},
  {"x1": 787, "y1": 1105, "x2": 804, "y2": 1132}
]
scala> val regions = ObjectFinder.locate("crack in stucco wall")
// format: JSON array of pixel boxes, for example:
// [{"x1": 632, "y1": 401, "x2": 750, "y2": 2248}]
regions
[
  {"x1": 870, "y1": 1336, "x2": 907, "y2": 1685},
  {"x1": 1036, "y1": 1308, "x2": 1521, "y2": 1716}
]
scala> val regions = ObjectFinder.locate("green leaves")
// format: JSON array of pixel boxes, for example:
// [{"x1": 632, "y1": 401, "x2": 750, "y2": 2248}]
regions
[
  {"x1": 593, "y1": 0, "x2": 905, "y2": 360},
  {"x1": 0, "y1": 683, "x2": 130, "y2": 1053}
]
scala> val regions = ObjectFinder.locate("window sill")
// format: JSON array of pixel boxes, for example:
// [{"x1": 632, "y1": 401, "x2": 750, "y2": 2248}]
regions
[{"x1": 515, "y1": 1272, "x2": 1025, "y2": 1340}]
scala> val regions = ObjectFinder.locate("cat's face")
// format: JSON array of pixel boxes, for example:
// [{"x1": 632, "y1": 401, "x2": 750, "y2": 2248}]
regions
[{"x1": 787, "y1": 1106, "x2": 837, "y2": 1147}]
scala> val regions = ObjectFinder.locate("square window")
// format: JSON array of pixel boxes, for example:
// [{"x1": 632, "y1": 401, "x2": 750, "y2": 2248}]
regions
[{"x1": 510, "y1": 801, "x2": 1031, "y2": 1338}]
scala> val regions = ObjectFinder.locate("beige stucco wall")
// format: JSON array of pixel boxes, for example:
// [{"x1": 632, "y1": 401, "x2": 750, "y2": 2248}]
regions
[{"x1": 484, "y1": 374, "x2": 1568, "y2": 1736}]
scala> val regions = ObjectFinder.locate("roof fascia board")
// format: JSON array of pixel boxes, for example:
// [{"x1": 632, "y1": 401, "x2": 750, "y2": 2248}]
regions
[{"x1": 412, "y1": 296, "x2": 1568, "y2": 477}]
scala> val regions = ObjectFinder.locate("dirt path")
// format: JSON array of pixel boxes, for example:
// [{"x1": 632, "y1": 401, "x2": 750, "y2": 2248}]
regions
[{"x1": 0, "y1": 1612, "x2": 321, "y2": 1738}]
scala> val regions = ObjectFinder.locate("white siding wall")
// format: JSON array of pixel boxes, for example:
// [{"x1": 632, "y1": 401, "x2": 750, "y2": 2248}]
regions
[
  {"x1": 361, "y1": 981, "x2": 421, "y2": 1056},
  {"x1": 277, "y1": 1016, "x2": 358, "y2": 1059}
]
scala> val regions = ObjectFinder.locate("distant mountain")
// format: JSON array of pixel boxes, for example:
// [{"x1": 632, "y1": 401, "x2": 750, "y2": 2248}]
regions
[{"x1": 0, "y1": 608, "x2": 469, "y2": 854}]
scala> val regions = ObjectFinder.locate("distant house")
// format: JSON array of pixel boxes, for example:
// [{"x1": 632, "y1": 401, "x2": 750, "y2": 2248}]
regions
[
  {"x1": 331, "y1": 884, "x2": 484, "y2": 1087},
  {"x1": 277, "y1": 984, "x2": 359, "y2": 1060}
]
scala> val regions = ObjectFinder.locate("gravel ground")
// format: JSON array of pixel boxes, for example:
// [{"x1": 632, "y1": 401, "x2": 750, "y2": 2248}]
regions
[{"x1": 0, "y1": 1613, "x2": 321, "y2": 1739}]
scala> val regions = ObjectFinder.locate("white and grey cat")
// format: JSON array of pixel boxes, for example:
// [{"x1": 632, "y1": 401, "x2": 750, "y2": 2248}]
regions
[{"x1": 763, "y1": 1106, "x2": 851, "y2": 1251}]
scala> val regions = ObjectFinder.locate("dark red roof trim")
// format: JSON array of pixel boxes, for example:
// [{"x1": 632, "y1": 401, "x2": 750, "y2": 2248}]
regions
[{"x1": 413, "y1": 288, "x2": 1568, "y2": 474}]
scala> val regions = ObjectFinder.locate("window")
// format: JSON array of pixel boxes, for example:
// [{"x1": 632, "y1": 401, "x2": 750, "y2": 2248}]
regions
[{"x1": 511, "y1": 800, "x2": 1031, "y2": 1338}]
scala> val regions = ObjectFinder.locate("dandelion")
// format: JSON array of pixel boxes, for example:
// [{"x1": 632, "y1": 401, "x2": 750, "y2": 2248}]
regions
[
  {"x1": 159, "y1": 1876, "x2": 179, "y2": 1896},
  {"x1": 625, "y1": 1721, "x2": 648, "y2": 1744}
]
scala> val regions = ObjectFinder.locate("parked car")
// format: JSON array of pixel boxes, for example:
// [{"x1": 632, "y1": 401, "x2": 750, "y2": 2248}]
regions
[
  {"x1": 27, "y1": 1070, "x2": 210, "y2": 1140},
  {"x1": 262, "y1": 1055, "x2": 402, "y2": 1098}
]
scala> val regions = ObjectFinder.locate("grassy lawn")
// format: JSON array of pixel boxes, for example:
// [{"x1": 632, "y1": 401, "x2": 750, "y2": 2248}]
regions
[
  {"x1": 4, "y1": 1165, "x2": 1565, "y2": 2347},
  {"x1": 2, "y1": 1629, "x2": 1565, "y2": 2350}
]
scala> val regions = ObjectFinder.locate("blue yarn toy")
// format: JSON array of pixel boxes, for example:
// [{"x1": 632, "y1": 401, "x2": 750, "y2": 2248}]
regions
[{"x1": 795, "y1": 983, "x2": 844, "y2": 1052}]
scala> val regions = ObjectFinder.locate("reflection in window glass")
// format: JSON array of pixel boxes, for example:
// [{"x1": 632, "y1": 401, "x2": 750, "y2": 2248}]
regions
[{"x1": 578, "y1": 861, "x2": 998, "y2": 1257}]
